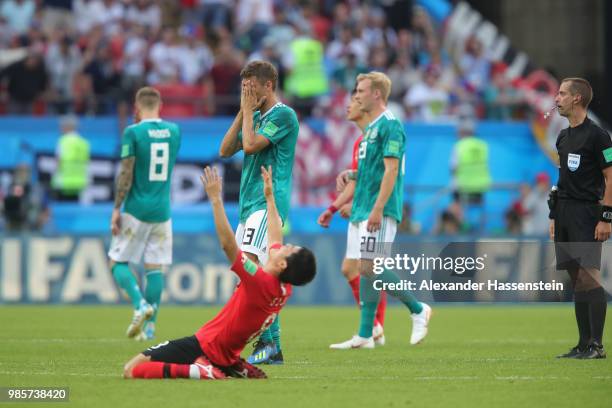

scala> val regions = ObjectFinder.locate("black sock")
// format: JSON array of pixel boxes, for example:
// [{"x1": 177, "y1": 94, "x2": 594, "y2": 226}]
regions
[
  {"x1": 588, "y1": 287, "x2": 608, "y2": 347},
  {"x1": 573, "y1": 296, "x2": 591, "y2": 348}
]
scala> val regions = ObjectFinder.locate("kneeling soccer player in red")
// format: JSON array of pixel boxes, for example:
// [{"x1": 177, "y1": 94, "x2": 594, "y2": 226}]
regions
[{"x1": 123, "y1": 166, "x2": 316, "y2": 379}]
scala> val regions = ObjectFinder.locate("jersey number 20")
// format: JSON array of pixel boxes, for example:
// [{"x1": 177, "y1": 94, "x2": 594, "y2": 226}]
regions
[{"x1": 149, "y1": 143, "x2": 169, "y2": 181}]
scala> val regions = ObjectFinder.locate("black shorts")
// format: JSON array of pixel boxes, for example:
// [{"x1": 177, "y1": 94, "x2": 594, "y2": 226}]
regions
[
  {"x1": 554, "y1": 200, "x2": 602, "y2": 270},
  {"x1": 142, "y1": 336, "x2": 204, "y2": 364}
]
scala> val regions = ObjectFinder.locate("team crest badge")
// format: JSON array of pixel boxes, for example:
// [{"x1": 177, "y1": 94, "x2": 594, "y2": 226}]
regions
[{"x1": 567, "y1": 153, "x2": 580, "y2": 172}]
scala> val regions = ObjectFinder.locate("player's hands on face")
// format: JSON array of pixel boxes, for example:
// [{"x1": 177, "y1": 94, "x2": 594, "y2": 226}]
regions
[
  {"x1": 336, "y1": 169, "x2": 352, "y2": 192},
  {"x1": 317, "y1": 209, "x2": 333, "y2": 228},
  {"x1": 241, "y1": 80, "x2": 266, "y2": 112},
  {"x1": 339, "y1": 203, "x2": 352, "y2": 219},
  {"x1": 549, "y1": 219, "x2": 555, "y2": 241},
  {"x1": 594, "y1": 221, "x2": 611, "y2": 241},
  {"x1": 261, "y1": 165, "x2": 273, "y2": 198},
  {"x1": 367, "y1": 207, "x2": 383, "y2": 232},
  {"x1": 110, "y1": 208, "x2": 121, "y2": 236},
  {"x1": 201, "y1": 166, "x2": 222, "y2": 199}
]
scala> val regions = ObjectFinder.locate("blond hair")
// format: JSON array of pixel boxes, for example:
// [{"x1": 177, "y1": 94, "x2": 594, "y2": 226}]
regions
[
  {"x1": 356, "y1": 71, "x2": 392, "y2": 103},
  {"x1": 135, "y1": 87, "x2": 162, "y2": 110}
]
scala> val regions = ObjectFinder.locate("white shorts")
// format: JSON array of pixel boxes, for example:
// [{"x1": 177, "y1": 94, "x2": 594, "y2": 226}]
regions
[
  {"x1": 235, "y1": 209, "x2": 270, "y2": 265},
  {"x1": 346, "y1": 216, "x2": 397, "y2": 260},
  {"x1": 108, "y1": 213, "x2": 173, "y2": 265}
]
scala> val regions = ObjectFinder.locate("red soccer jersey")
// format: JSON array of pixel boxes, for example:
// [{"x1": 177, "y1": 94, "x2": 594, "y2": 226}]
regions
[
  {"x1": 195, "y1": 246, "x2": 292, "y2": 367},
  {"x1": 351, "y1": 134, "x2": 364, "y2": 171}
]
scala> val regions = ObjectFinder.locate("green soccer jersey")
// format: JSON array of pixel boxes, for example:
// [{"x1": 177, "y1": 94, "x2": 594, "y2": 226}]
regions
[
  {"x1": 237, "y1": 103, "x2": 299, "y2": 223},
  {"x1": 350, "y1": 110, "x2": 405, "y2": 223},
  {"x1": 120, "y1": 118, "x2": 181, "y2": 223}
]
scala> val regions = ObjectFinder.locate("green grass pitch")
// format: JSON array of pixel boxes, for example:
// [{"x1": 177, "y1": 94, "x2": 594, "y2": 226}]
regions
[{"x1": 0, "y1": 305, "x2": 610, "y2": 408}]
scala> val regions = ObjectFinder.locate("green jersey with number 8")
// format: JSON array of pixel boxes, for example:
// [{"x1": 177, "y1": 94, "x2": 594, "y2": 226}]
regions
[
  {"x1": 350, "y1": 110, "x2": 406, "y2": 223},
  {"x1": 120, "y1": 118, "x2": 181, "y2": 223}
]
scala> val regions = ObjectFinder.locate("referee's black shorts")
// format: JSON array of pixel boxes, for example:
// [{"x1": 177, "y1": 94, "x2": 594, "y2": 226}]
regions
[{"x1": 554, "y1": 199, "x2": 602, "y2": 270}]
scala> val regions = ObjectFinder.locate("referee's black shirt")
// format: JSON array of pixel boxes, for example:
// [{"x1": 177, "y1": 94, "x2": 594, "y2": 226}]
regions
[{"x1": 556, "y1": 117, "x2": 612, "y2": 202}]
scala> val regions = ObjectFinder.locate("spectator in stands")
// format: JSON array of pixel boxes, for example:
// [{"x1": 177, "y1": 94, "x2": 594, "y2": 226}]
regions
[
  {"x1": 81, "y1": 42, "x2": 122, "y2": 113},
  {"x1": 197, "y1": 0, "x2": 232, "y2": 34},
  {"x1": 42, "y1": 0, "x2": 74, "y2": 35},
  {"x1": 1, "y1": 0, "x2": 35, "y2": 35},
  {"x1": 235, "y1": 0, "x2": 273, "y2": 51},
  {"x1": 458, "y1": 35, "x2": 490, "y2": 93},
  {"x1": 120, "y1": 23, "x2": 147, "y2": 102},
  {"x1": 450, "y1": 119, "x2": 491, "y2": 203},
  {"x1": 0, "y1": 16, "x2": 11, "y2": 49},
  {"x1": 46, "y1": 34, "x2": 81, "y2": 114},
  {"x1": 51, "y1": 115, "x2": 90, "y2": 202},
  {"x1": 178, "y1": 30, "x2": 214, "y2": 85},
  {"x1": 387, "y1": 50, "x2": 420, "y2": 102},
  {"x1": 403, "y1": 64, "x2": 449, "y2": 121},
  {"x1": 484, "y1": 62, "x2": 523, "y2": 120},
  {"x1": 148, "y1": 28, "x2": 182, "y2": 84},
  {"x1": 283, "y1": 24, "x2": 328, "y2": 117},
  {"x1": 362, "y1": 7, "x2": 397, "y2": 49},
  {"x1": 74, "y1": 0, "x2": 104, "y2": 35},
  {"x1": 0, "y1": 47, "x2": 48, "y2": 114},
  {"x1": 522, "y1": 172, "x2": 551, "y2": 236},
  {"x1": 3, "y1": 164, "x2": 50, "y2": 232},
  {"x1": 327, "y1": 23, "x2": 368, "y2": 66},
  {"x1": 125, "y1": 0, "x2": 161, "y2": 37},
  {"x1": 209, "y1": 40, "x2": 243, "y2": 115},
  {"x1": 331, "y1": 51, "x2": 367, "y2": 92},
  {"x1": 435, "y1": 193, "x2": 464, "y2": 235}
]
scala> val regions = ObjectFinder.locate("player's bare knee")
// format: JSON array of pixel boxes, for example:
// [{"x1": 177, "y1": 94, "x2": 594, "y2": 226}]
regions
[
  {"x1": 144, "y1": 263, "x2": 161, "y2": 271},
  {"x1": 341, "y1": 259, "x2": 358, "y2": 280},
  {"x1": 359, "y1": 259, "x2": 374, "y2": 278}
]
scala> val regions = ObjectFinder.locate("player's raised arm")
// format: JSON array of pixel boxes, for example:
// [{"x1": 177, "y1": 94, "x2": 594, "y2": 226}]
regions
[
  {"x1": 219, "y1": 109, "x2": 244, "y2": 157},
  {"x1": 262, "y1": 166, "x2": 282, "y2": 247},
  {"x1": 201, "y1": 166, "x2": 239, "y2": 263}
]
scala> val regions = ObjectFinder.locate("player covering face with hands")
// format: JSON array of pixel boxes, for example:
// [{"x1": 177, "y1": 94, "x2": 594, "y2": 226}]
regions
[{"x1": 122, "y1": 166, "x2": 316, "y2": 380}]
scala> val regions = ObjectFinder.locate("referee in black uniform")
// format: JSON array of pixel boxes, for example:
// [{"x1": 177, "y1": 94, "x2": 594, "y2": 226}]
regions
[{"x1": 550, "y1": 78, "x2": 611, "y2": 359}]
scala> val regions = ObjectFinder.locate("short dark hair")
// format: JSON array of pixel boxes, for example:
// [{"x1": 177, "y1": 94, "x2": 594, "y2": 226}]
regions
[
  {"x1": 562, "y1": 77, "x2": 593, "y2": 108},
  {"x1": 240, "y1": 60, "x2": 278, "y2": 90},
  {"x1": 135, "y1": 87, "x2": 161, "y2": 110},
  {"x1": 279, "y1": 247, "x2": 316, "y2": 286}
]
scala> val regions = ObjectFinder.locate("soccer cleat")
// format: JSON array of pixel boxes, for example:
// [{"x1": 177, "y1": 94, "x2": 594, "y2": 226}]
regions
[
  {"x1": 556, "y1": 345, "x2": 586, "y2": 359},
  {"x1": 373, "y1": 323, "x2": 385, "y2": 346},
  {"x1": 143, "y1": 321, "x2": 155, "y2": 340},
  {"x1": 329, "y1": 335, "x2": 375, "y2": 349},
  {"x1": 246, "y1": 340, "x2": 277, "y2": 364},
  {"x1": 193, "y1": 357, "x2": 227, "y2": 379},
  {"x1": 576, "y1": 344, "x2": 607, "y2": 359},
  {"x1": 267, "y1": 350, "x2": 284, "y2": 365},
  {"x1": 126, "y1": 301, "x2": 154, "y2": 338},
  {"x1": 224, "y1": 358, "x2": 267, "y2": 379},
  {"x1": 410, "y1": 302, "x2": 432, "y2": 345}
]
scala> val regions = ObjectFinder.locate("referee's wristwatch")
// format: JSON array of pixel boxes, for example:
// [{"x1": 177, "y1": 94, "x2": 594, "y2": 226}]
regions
[{"x1": 601, "y1": 205, "x2": 612, "y2": 223}]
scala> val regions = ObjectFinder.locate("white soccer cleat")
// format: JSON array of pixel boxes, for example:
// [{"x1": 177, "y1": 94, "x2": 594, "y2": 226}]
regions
[
  {"x1": 329, "y1": 335, "x2": 375, "y2": 349},
  {"x1": 126, "y1": 301, "x2": 154, "y2": 338},
  {"x1": 373, "y1": 323, "x2": 386, "y2": 346},
  {"x1": 410, "y1": 302, "x2": 432, "y2": 345}
]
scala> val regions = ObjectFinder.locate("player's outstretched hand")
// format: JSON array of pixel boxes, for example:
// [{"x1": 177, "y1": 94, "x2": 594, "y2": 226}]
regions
[
  {"x1": 110, "y1": 208, "x2": 121, "y2": 236},
  {"x1": 261, "y1": 165, "x2": 273, "y2": 198},
  {"x1": 201, "y1": 166, "x2": 222, "y2": 199},
  {"x1": 317, "y1": 209, "x2": 333, "y2": 228}
]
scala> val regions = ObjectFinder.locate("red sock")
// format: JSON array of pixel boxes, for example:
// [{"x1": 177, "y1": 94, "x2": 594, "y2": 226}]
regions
[
  {"x1": 375, "y1": 291, "x2": 387, "y2": 327},
  {"x1": 132, "y1": 362, "x2": 190, "y2": 379},
  {"x1": 348, "y1": 276, "x2": 360, "y2": 305}
]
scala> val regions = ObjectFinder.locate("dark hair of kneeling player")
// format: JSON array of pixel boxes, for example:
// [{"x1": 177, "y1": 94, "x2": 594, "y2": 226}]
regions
[{"x1": 278, "y1": 247, "x2": 316, "y2": 286}]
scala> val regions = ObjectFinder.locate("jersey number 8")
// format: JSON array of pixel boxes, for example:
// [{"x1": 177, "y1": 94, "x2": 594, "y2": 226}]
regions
[{"x1": 149, "y1": 143, "x2": 169, "y2": 181}]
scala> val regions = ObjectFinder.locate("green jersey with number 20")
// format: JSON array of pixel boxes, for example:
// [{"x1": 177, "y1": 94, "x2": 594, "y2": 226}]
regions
[
  {"x1": 237, "y1": 103, "x2": 299, "y2": 223},
  {"x1": 120, "y1": 118, "x2": 181, "y2": 223},
  {"x1": 351, "y1": 110, "x2": 406, "y2": 223}
]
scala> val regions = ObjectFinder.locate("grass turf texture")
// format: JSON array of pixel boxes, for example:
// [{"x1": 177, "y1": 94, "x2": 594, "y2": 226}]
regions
[{"x1": 0, "y1": 305, "x2": 610, "y2": 408}]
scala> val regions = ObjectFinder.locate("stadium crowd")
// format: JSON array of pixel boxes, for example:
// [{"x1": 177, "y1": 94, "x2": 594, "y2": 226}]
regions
[{"x1": 0, "y1": 0, "x2": 528, "y2": 120}]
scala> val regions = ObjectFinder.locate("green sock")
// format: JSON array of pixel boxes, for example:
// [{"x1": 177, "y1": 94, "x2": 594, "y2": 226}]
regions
[
  {"x1": 270, "y1": 315, "x2": 281, "y2": 351},
  {"x1": 358, "y1": 275, "x2": 380, "y2": 338},
  {"x1": 112, "y1": 263, "x2": 142, "y2": 309},
  {"x1": 379, "y1": 269, "x2": 423, "y2": 313},
  {"x1": 259, "y1": 328, "x2": 273, "y2": 344},
  {"x1": 144, "y1": 269, "x2": 163, "y2": 323}
]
